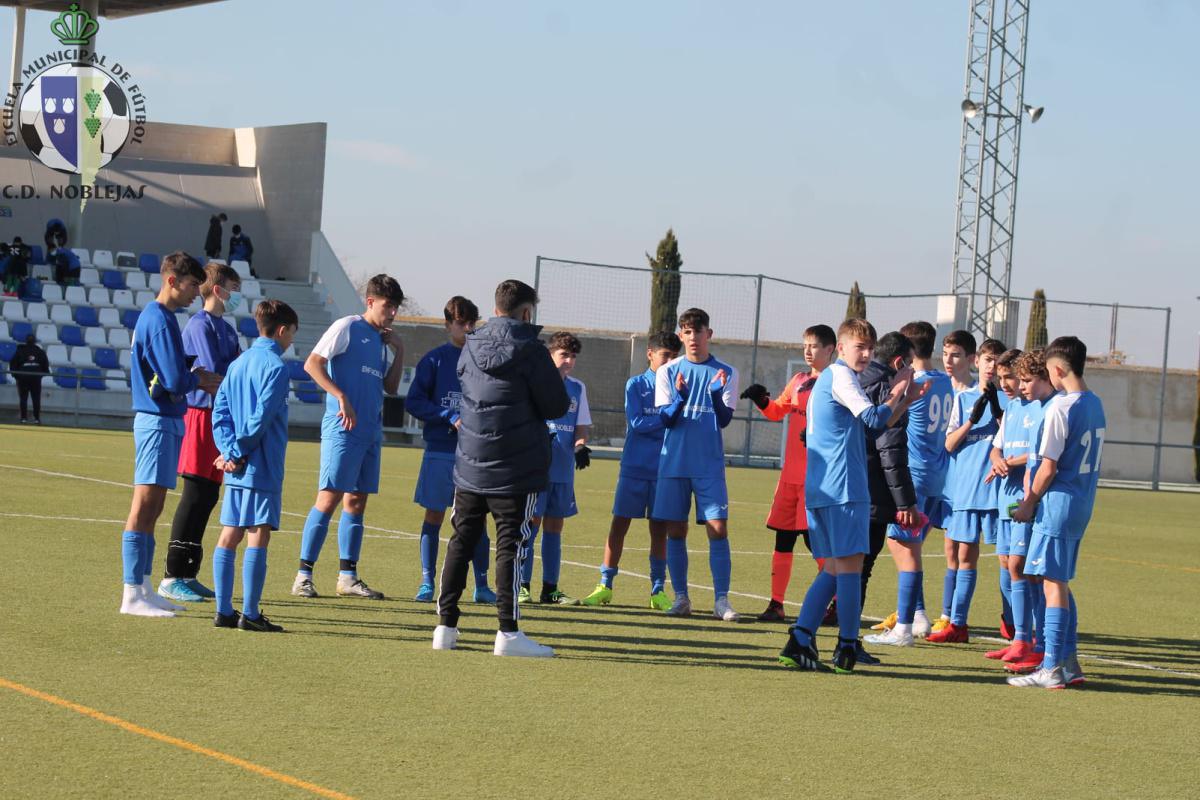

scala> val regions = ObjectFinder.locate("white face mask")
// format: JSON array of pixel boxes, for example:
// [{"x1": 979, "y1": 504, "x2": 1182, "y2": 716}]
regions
[{"x1": 223, "y1": 290, "x2": 243, "y2": 313}]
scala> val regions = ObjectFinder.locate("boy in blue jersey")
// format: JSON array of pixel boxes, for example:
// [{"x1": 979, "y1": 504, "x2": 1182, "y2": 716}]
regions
[
  {"x1": 161, "y1": 262, "x2": 242, "y2": 603},
  {"x1": 1009, "y1": 337, "x2": 1104, "y2": 689},
  {"x1": 406, "y1": 296, "x2": 495, "y2": 604},
  {"x1": 521, "y1": 331, "x2": 592, "y2": 605},
  {"x1": 653, "y1": 308, "x2": 741, "y2": 621},
  {"x1": 291, "y1": 274, "x2": 406, "y2": 600},
  {"x1": 119, "y1": 252, "x2": 222, "y2": 618},
  {"x1": 928, "y1": 333, "x2": 1006, "y2": 643},
  {"x1": 210, "y1": 300, "x2": 299, "y2": 633},
  {"x1": 983, "y1": 348, "x2": 1024, "y2": 656},
  {"x1": 778, "y1": 319, "x2": 924, "y2": 673},
  {"x1": 581, "y1": 331, "x2": 682, "y2": 610}
]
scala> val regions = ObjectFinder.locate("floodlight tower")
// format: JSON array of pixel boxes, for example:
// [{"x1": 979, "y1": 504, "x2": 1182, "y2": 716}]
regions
[{"x1": 950, "y1": 0, "x2": 1043, "y2": 343}]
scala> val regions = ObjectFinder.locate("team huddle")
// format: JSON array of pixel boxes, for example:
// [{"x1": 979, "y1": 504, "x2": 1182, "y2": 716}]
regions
[{"x1": 115, "y1": 252, "x2": 1106, "y2": 685}]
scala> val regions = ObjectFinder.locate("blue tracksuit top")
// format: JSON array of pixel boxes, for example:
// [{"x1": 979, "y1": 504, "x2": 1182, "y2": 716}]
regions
[
  {"x1": 211, "y1": 337, "x2": 291, "y2": 494},
  {"x1": 131, "y1": 301, "x2": 197, "y2": 417},
  {"x1": 405, "y1": 342, "x2": 464, "y2": 454},
  {"x1": 181, "y1": 310, "x2": 240, "y2": 409}
]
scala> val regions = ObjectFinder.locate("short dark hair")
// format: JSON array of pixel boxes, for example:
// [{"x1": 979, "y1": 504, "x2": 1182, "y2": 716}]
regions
[
  {"x1": 548, "y1": 331, "x2": 582, "y2": 354},
  {"x1": 495, "y1": 279, "x2": 538, "y2": 314},
  {"x1": 255, "y1": 298, "x2": 299, "y2": 335},
  {"x1": 804, "y1": 324, "x2": 837, "y2": 349},
  {"x1": 160, "y1": 251, "x2": 205, "y2": 283},
  {"x1": 899, "y1": 320, "x2": 937, "y2": 359},
  {"x1": 997, "y1": 348, "x2": 1024, "y2": 370},
  {"x1": 365, "y1": 274, "x2": 404, "y2": 305},
  {"x1": 200, "y1": 262, "x2": 241, "y2": 299},
  {"x1": 232, "y1": 224, "x2": 242, "y2": 235},
  {"x1": 648, "y1": 331, "x2": 682, "y2": 353},
  {"x1": 943, "y1": 329, "x2": 977, "y2": 356},
  {"x1": 979, "y1": 338, "x2": 1007, "y2": 357},
  {"x1": 875, "y1": 332, "x2": 913, "y2": 365},
  {"x1": 444, "y1": 295, "x2": 479, "y2": 324},
  {"x1": 1045, "y1": 335, "x2": 1087, "y2": 376},
  {"x1": 678, "y1": 308, "x2": 709, "y2": 331},
  {"x1": 838, "y1": 317, "x2": 877, "y2": 346}
]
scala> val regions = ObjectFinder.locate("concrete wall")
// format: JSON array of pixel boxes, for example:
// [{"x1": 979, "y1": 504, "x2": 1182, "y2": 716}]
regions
[{"x1": 245, "y1": 123, "x2": 326, "y2": 282}]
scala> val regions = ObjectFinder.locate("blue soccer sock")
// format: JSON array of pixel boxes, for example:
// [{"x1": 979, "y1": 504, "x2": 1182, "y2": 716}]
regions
[
  {"x1": 337, "y1": 512, "x2": 364, "y2": 576},
  {"x1": 896, "y1": 570, "x2": 920, "y2": 625},
  {"x1": 835, "y1": 572, "x2": 863, "y2": 642},
  {"x1": 792, "y1": 571, "x2": 837, "y2": 647},
  {"x1": 242, "y1": 546, "x2": 267, "y2": 619},
  {"x1": 418, "y1": 521, "x2": 440, "y2": 585},
  {"x1": 648, "y1": 556, "x2": 667, "y2": 595},
  {"x1": 951, "y1": 568, "x2": 977, "y2": 626},
  {"x1": 1041, "y1": 605, "x2": 1068, "y2": 671},
  {"x1": 298, "y1": 507, "x2": 333, "y2": 573},
  {"x1": 941, "y1": 568, "x2": 958, "y2": 618},
  {"x1": 121, "y1": 530, "x2": 142, "y2": 586},
  {"x1": 600, "y1": 565, "x2": 618, "y2": 589},
  {"x1": 140, "y1": 532, "x2": 156, "y2": 580},
  {"x1": 472, "y1": 530, "x2": 491, "y2": 588},
  {"x1": 708, "y1": 538, "x2": 731, "y2": 601},
  {"x1": 541, "y1": 532, "x2": 562, "y2": 586},
  {"x1": 999, "y1": 568, "x2": 1014, "y2": 628},
  {"x1": 1012, "y1": 577, "x2": 1032, "y2": 642},
  {"x1": 1066, "y1": 591, "x2": 1078, "y2": 659},
  {"x1": 521, "y1": 525, "x2": 540, "y2": 584},
  {"x1": 666, "y1": 537, "x2": 689, "y2": 597},
  {"x1": 213, "y1": 546, "x2": 237, "y2": 617},
  {"x1": 915, "y1": 572, "x2": 926, "y2": 612}
]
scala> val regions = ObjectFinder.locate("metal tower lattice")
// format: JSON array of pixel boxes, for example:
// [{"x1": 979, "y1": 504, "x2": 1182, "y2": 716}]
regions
[{"x1": 950, "y1": 0, "x2": 1032, "y2": 342}]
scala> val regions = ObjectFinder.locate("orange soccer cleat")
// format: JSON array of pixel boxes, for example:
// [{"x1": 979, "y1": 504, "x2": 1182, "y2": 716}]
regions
[{"x1": 926, "y1": 622, "x2": 969, "y2": 644}]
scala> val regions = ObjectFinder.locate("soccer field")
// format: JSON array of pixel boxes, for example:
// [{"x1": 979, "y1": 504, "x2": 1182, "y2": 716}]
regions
[{"x1": 1, "y1": 425, "x2": 1197, "y2": 799}]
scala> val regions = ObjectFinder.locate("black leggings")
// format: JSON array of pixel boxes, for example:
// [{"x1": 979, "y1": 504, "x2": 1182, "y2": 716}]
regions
[
  {"x1": 166, "y1": 475, "x2": 221, "y2": 579},
  {"x1": 16, "y1": 377, "x2": 42, "y2": 420},
  {"x1": 860, "y1": 522, "x2": 890, "y2": 607},
  {"x1": 772, "y1": 529, "x2": 814, "y2": 554}
]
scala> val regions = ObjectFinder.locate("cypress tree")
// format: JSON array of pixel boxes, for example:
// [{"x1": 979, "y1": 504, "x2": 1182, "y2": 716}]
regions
[
  {"x1": 648, "y1": 228, "x2": 683, "y2": 334},
  {"x1": 1026, "y1": 288, "x2": 1048, "y2": 351},
  {"x1": 845, "y1": 281, "x2": 866, "y2": 320}
]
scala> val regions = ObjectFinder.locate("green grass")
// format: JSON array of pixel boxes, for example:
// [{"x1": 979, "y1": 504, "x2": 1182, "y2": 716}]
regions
[{"x1": 1, "y1": 424, "x2": 1197, "y2": 799}]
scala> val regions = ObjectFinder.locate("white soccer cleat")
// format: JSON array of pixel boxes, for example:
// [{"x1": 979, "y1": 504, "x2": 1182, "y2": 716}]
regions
[
  {"x1": 666, "y1": 595, "x2": 692, "y2": 617},
  {"x1": 912, "y1": 609, "x2": 932, "y2": 638},
  {"x1": 143, "y1": 578, "x2": 184, "y2": 611},
  {"x1": 119, "y1": 584, "x2": 175, "y2": 618},
  {"x1": 291, "y1": 573, "x2": 319, "y2": 598},
  {"x1": 1007, "y1": 665, "x2": 1065, "y2": 689},
  {"x1": 432, "y1": 625, "x2": 459, "y2": 651},
  {"x1": 865, "y1": 625, "x2": 915, "y2": 647},
  {"x1": 493, "y1": 630, "x2": 554, "y2": 658},
  {"x1": 713, "y1": 596, "x2": 739, "y2": 622}
]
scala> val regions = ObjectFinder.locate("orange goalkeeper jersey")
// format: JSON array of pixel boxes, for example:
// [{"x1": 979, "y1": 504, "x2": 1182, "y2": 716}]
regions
[{"x1": 756, "y1": 371, "x2": 816, "y2": 485}]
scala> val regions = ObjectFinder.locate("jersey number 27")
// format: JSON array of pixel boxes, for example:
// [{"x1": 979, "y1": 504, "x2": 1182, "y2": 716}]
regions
[{"x1": 1079, "y1": 427, "x2": 1106, "y2": 474}]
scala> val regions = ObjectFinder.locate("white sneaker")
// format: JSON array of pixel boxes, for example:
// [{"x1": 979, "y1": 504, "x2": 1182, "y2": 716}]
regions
[
  {"x1": 119, "y1": 584, "x2": 174, "y2": 618},
  {"x1": 432, "y1": 625, "x2": 459, "y2": 651},
  {"x1": 865, "y1": 625, "x2": 914, "y2": 647},
  {"x1": 493, "y1": 630, "x2": 554, "y2": 658},
  {"x1": 1007, "y1": 665, "x2": 1065, "y2": 689},
  {"x1": 713, "y1": 596, "x2": 739, "y2": 621},
  {"x1": 291, "y1": 573, "x2": 319, "y2": 597},
  {"x1": 913, "y1": 609, "x2": 932, "y2": 638},
  {"x1": 143, "y1": 578, "x2": 184, "y2": 611},
  {"x1": 666, "y1": 595, "x2": 692, "y2": 617}
]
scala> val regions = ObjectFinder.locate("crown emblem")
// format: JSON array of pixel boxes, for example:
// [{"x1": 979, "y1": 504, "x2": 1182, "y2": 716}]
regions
[{"x1": 51, "y1": 4, "x2": 100, "y2": 46}]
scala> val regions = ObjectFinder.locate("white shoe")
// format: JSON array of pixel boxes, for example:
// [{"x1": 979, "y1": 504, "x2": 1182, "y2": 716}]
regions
[
  {"x1": 666, "y1": 595, "x2": 692, "y2": 617},
  {"x1": 119, "y1": 584, "x2": 174, "y2": 618},
  {"x1": 865, "y1": 625, "x2": 915, "y2": 647},
  {"x1": 493, "y1": 630, "x2": 554, "y2": 658},
  {"x1": 143, "y1": 578, "x2": 184, "y2": 611},
  {"x1": 432, "y1": 625, "x2": 459, "y2": 650},
  {"x1": 713, "y1": 596, "x2": 739, "y2": 621},
  {"x1": 913, "y1": 609, "x2": 932, "y2": 638},
  {"x1": 1007, "y1": 665, "x2": 1065, "y2": 689}
]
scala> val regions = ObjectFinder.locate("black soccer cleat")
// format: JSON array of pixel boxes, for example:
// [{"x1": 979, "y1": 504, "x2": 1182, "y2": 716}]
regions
[
  {"x1": 779, "y1": 627, "x2": 825, "y2": 671},
  {"x1": 239, "y1": 612, "x2": 284, "y2": 633},
  {"x1": 854, "y1": 640, "x2": 880, "y2": 666},
  {"x1": 757, "y1": 600, "x2": 788, "y2": 622},
  {"x1": 213, "y1": 610, "x2": 241, "y2": 629},
  {"x1": 834, "y1": 639, "x2": 858, "y2": 674}
]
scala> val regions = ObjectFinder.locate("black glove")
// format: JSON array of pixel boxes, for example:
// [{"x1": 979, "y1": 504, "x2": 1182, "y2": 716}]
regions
[
  {"x1": 798, "y1": 427, "x2": 807, "y2": 445},
  {"x1": 740, "y1": 383, "x2": 770, "y2": 410},
  {"x1": 574, "y1": 444, "x2": 591, "y2": 471},
  {"x1": 968, "y1": 391, "x2": 990, "y2": 425},
  {"x1": 986, "y1": 382, "x2": 1004, "y2": 421}
]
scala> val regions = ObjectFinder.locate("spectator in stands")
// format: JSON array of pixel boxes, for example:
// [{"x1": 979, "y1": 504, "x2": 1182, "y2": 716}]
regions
[
  {"x1": 228, "y1": 224, "x2": 255, "y2": 276},
  {"x1": 205, "y1": 212, "x2": 227, "y2": 259},
  {"x1": 2, "y1": 238, "x2": 29, "y2": 295},
  {"x1": 10, "y1": 333, "x2": 49, "y2": 424},
  {"x1": 52, "y1": 246, "x2": 81, "y2": 286},
  {"x1": 45, "y1": 218, "x2": 67, "y2": 253}
]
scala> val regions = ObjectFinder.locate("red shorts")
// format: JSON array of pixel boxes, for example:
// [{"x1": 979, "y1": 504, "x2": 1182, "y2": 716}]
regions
[
  {"x1": 766, "y1": 479, "x2": 806, "y2": 532},
  {"x1": 177, "y1": 406, "x2": 223, "y2": 483}
]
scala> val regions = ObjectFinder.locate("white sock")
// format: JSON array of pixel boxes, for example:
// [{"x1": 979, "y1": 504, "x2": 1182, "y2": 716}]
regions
[{"x1": 893, "y1": 622, "x2": 914, "y2": 637}]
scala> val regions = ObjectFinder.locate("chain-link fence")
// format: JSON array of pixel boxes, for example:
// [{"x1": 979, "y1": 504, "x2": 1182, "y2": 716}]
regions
[{"x1": 534, "y1": 256, "x2": 1191, "y2": 488}]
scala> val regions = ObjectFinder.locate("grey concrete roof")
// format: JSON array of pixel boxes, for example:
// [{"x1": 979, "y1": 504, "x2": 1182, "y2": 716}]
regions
[{"x1": 0, "y1": 1, "x2": 224, "y2": 19}]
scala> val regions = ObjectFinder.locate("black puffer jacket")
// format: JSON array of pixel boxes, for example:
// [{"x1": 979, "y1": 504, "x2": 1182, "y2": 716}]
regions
[
  {"x1": 861, "y1": 359, "x2": 916, "y2": 524},
  {"x1": 453, "y1": 316, "x2": 570, "y2": 496}
]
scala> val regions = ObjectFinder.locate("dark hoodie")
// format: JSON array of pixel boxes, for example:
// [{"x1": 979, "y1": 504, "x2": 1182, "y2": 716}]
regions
[
  {"x1": 453, "y1": 316, "x2": 570, "y2": 496},
  {"x1": 861, "y1": 359, "x2": 917, "y2": 523}
]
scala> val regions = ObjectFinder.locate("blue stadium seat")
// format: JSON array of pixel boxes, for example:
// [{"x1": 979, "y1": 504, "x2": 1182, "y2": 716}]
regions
[
  {"x1": 0, "y1": 368, "x2": 6, "y2": 384},
  {"x1": 101, "y1": 270, "x2": 127, "y2": 291},
  {"x1": 11, "y1": 321, "x2": 33, "y2": 341},
  {"x1": 286, "y1": 359, "x2": 308, "y2": 381},
  {"x1": 237, "y1": 317, "x2": 259, "y2": 338},
  {"x1": 94, "y1": 347, "x2": 119, "y2": 369},
  {"x1": 80, "y1": 367, "x2": 106, "y2": 390},
  {"x1": 121, "y1": 308, "x2": 139, "y2": 329},
  {"x1": 295, "y1": 381, "x2": 323, "y2": 403},
  {"x1": 0, "y1": 342, "x2": 15, "y2": 362},
  {"x1": 19, "y1": 278, "x2": 43, "y2": 302},
  {"x1": 28, "y1": 245, "x2": 45, "y2": 265},
  {"x1": 54, "y1": 367, "x2": 78, "y2": 389},
  {"x1": 74, "y1": 307, "x2": 100, "y2": 327},
  {"x1": 60, "y1": 325, "x2": 85, "y2": 347},
  {"x1": 138, "y1": 253, "x2": 160, "y2": 274}
]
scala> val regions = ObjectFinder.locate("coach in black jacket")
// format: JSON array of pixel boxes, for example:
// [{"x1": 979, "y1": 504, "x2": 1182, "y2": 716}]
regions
[{"x1": 434, "y1": 279, "x2": 569, "y2": 657}]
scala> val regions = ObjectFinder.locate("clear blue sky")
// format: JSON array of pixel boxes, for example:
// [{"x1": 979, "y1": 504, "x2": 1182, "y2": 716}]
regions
[{"x1": 6, "y1": 0, "x2": 1197, "y2": 367}]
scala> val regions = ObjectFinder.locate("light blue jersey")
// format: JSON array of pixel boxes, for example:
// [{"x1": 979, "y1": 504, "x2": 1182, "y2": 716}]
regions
[
  {"x1": 547, "y1": 375, "x2": 591, "y2": 483},
  {"x1": 311, "y1": 315, "x2": 391, "y2": 443},
  {"x1": 906, "y1": 369, "x2": 954, "y2": 498},
  {"x1": 211, "y1": 337, "x2": 291, "y2": 494},
  {"x1": 945, "y1": 383, "x2": 1001, "y2": 512},
  {"x1": 620, "y1": 369, "x2": 665, "y2": 480},
  {"x1": 1031, "y1": 391, "x2": 1106, "y2": 540},
  {"x1": 994, "y1": 395, "x2": 1050, "y2": 518},
  {"x1": 654, "y1": 354, "x2": 739, "y2": 479},
  {"x1": 803, "y1": 360, "x2": 893, "y2": 508}
]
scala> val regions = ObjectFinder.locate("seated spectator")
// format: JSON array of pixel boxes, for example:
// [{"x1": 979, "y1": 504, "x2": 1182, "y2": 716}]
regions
[
  {"x1": 228, "y1": 224, "x2": 255, "y2": 276},
  {"x1": 2, "y1": 238, "x2": 29, "y2": 295},
  {"x1": 53, "y1": 247, "x2": 81, "y2": 286}
]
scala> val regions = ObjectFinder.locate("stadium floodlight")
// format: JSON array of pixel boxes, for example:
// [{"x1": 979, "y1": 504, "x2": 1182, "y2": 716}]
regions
[
  {"x1": 961, "y1": 99, "x2": 980, "y2": 119},
  {"x1": 1024, "y1": 104, "x2": 1045, "y2": 123}
]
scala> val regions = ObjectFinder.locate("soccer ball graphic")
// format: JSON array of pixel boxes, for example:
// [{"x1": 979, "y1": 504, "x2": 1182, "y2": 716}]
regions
[{"x1": 19, "y1": 63, "x2": 131, "y2": 175}]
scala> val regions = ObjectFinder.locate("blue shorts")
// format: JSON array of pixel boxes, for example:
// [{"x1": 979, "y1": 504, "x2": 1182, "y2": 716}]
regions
[
  {"x1": 413, "y1": 451, "x2": 455, "y2": 511},
  {"x1": 652, "y1": 476, "x2": 729, "y2": 523},
  {"x1": 535, "y1": 481, "x2": 577, "y2": 519},
  {"x1": 887, "y1": 493, "x2": 949, "y2": 542},
  {"x1": 1023, "y1": 531, "x2": 1081, "y2": 582},
  {"x1": 133, "y1": 413, "x2": 184, "y2": 488},
  {"x1": 1006, "y1": 521, "x2": 1032, "y2": 558},
  {"x1": 806, "y1": 503, "x2": 869, "y2": 559},
  {"x1": 612, "y1": 474, "x2": 657, "y2": 519},
  {"x1": 220, "y1": 486, "x2": 282, "y2": 530},
  {"x1": 946, "y1": 509, "x2": 998, "y2": 545},
  {"x1": 319, "y1": 434, "x2": 382, "y2": 494}
]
